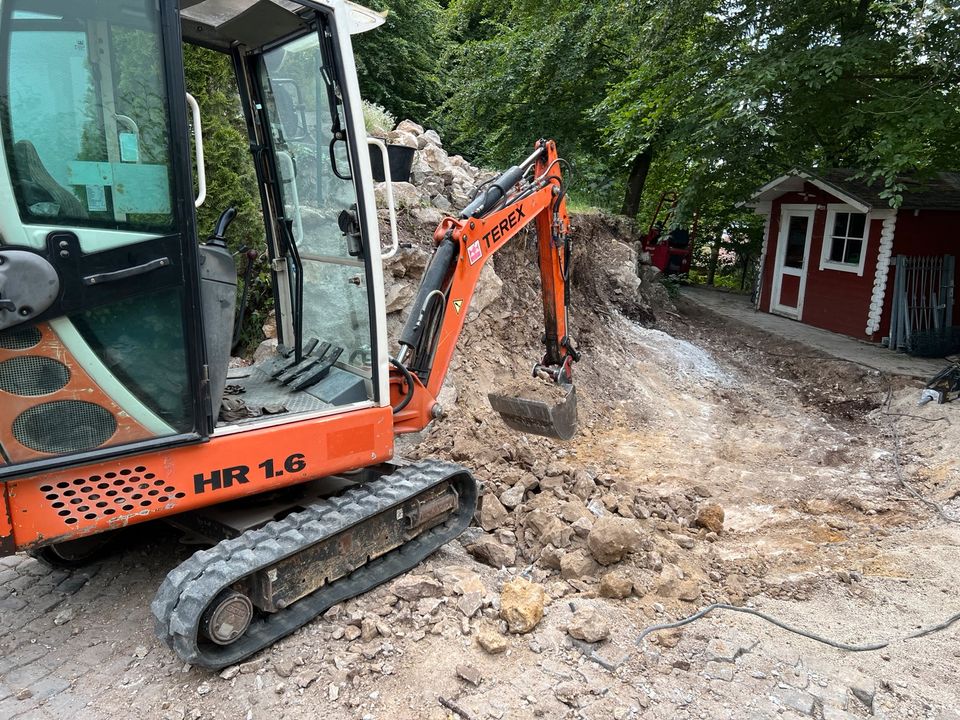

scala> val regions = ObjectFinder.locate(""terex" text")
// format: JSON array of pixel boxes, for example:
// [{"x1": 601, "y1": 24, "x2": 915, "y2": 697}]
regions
[{"x1": 482, "y1": 206, "x2": 526, "y2": 249}]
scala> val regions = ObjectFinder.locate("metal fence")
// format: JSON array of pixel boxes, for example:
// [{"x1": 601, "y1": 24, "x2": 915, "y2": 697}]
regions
[{"x1": 888, "y1": 254, "x2": 956, "y2": 354}]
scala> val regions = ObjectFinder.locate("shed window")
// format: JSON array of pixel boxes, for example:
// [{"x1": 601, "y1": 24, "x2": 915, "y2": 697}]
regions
[
  {"x1": 821, "y1": 206, "x2": 869, "y2": 275},
  {"x1": 828, "y1": 212, "x2": 865, "y2": 265}
]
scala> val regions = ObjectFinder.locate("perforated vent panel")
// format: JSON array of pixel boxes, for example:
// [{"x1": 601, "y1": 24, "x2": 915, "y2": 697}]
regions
[
  {"x1": 13, "y1": 400, "x2": 117, "y2": 454},
  {"x1": 0, "y1": 326, "x2": 41, "y2": 350},
  {"x1": 0, "y1": 356, "x2": 69, "y2": 396},
  {"x1": 39, "y1": 466, "x2": 186, "y2": 525}
]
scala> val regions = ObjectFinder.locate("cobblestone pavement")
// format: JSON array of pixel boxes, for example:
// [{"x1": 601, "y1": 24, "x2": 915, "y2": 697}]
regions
[{"x1": 0, "y1": 529, "x2": 189, "y2": 720}]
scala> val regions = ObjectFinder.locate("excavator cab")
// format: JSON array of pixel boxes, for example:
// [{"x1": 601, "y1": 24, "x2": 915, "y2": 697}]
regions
[
  {"x1": 0, "y1": 0, "x2": 392, "y2": 474},
  {"x1": 0, "y1": 0, "x2": 576, "y2": 667}
]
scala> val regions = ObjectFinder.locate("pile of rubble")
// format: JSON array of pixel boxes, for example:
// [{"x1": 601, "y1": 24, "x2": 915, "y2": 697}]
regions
[
  {"x1": 368, "y1": 123, "x2": 728, "y2": 635},
  {"x1": 371, "y1": 119, "x2": 495, "y2": 213}
]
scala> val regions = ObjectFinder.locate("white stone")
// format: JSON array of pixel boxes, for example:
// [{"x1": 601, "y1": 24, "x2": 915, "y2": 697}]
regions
[{"x1": 396, "y1": 119, "x2": 424, "y2": 135}]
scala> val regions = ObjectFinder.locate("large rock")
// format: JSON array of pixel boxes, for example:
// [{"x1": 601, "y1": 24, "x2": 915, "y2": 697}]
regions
[
  {"x1": 384, "y1": 281, "x2": 415, "y2": 314},
  {"x1": 409, "y1": 205, "x2": 445, "y2": 229},
  {"x1": 253, "y1": 338, "x2": 278, "y2": 364},
  {"x1": 413, "y1": 128, "x2": 443, "y2": 150},
  {"x1": 374, "y1": 181, "x2": 423, "y2": 209},
  {"x1": 570, "y1": 471, "x2": 596, "y2": 500},
  {"x1": 466, "y1": 536, "x2": 517, "y2": 568},
  {"x1": 476, "y1": 624, "x2": 508, "y2": 654},
  {"x1": 262, "y1": 311, "x2": 277, "y2": 339},
  {"x1": 434, "y1": 566, "x2": 484, "y2": 596},
  {"x1": 695, "y1": 504, "x2": 725, "y2": 534},
  {"x1": 560, "y1": 550, "x2": 600, "y2": 580},
  {"x1": 599, "y1": 570, "x2": 633, "y2": 599},
  {"x1": 384, "y1": 129, "x2": 418, "y2": 149},
  {"x1": 499, "y1": 484, "x2": 525, "y2": 509},
  {"x1": 539, "y1": 545, "x2": 565, "y2": 570},
  {"x1": 587, "y1": 516, "x2": 645, "y2": 565},
  {"x1": 466, "y1": 263, "x2": 503, "y2": 322},
  {"x1": 419, "y1": 144, "x2": 450, "y2": 173},
  {"x1": 391, "y1": 574, "x2": 442, "y2": 601},
  {"x1": 396, "y1": 119, "x2": 424, "y2": 135},
  {"x1": 559, "y1": 500, "x2": 592, "y2": 524},
  {"x1": 499, "y1": 577, "x2": 545, "y2": 633},
  {"x1": 479, "y1": 493, "x2": 509, "y2": 531}
]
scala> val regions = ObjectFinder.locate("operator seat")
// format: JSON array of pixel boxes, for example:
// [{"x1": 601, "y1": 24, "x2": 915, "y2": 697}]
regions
[{"x1": 13, "y1": 140, "x2": 88, "y2": 219}]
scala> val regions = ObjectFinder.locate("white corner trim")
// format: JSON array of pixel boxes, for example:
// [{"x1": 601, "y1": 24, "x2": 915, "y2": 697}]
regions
[
  {"x1": 819, "y1": 204, "x2": 870, "y2": 276},
  {"x1": 756, "y1": 209, "x2": 773, "y2": 309},
  {"x1": 865, "y1": 210, "x2": 897, "y2": 335}
]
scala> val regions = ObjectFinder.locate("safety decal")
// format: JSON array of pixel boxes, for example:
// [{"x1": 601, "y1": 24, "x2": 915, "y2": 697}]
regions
[
  {"x1": 467, "y1": 240, "x2": 482, "y2": 265},
  {"x1": 453, "y1": 299, "x2": 463, "y2": 314}
]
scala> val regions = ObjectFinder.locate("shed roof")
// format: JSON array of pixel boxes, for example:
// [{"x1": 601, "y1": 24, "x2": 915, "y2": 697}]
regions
[{"x1": 749, "y1": 169, "x2": 960, "y2": 212}]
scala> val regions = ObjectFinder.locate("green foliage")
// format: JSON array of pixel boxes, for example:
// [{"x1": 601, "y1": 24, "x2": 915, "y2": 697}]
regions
[
  {"x1": 430, "y1": 0, "x2": 959, "y2": 276},
  {"x1": 183, "y1": 45, "x2": 269, "y2": 353},
  {"x1": 352, "y1": 0, "x2": 446, "y2": 124},
  {"x1": 183, "y1": 45, "x2": 261, "y2": 248},
  {"x1": 362, "y1": 100, "x2": 397, "y2": 135},
  {"x1": 659, "y1": 274, "x2": 686, "y2": 299}
]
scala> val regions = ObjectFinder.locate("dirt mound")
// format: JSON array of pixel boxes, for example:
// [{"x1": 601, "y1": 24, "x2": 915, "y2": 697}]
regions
[{"x1": 372, "y1": 195, "x2": 751, "y2": 617}]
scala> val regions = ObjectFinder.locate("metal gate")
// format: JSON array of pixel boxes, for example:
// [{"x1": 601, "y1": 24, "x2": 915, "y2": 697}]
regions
[{"x1": 888, "y1": 255, "x2": 956, "y2": 354}]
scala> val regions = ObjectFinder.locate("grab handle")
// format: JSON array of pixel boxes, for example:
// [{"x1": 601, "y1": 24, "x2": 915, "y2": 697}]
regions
[
  {"x1": 185, "y1": 93, "x2": 206, "y2": 208},
  {"x1": 367, "y1": 138, "x2": 399, "y2": 260}
]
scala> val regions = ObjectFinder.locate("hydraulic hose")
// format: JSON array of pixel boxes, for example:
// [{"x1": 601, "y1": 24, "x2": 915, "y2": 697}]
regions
[{"x1": 390, "y1": 357, "x2": 416, "y2": 413}]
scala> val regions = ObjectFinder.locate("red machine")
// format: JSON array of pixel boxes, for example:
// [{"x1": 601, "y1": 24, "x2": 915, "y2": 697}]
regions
[{"x1": 641, "y1": 192, "x2": 695, "y2": 275}]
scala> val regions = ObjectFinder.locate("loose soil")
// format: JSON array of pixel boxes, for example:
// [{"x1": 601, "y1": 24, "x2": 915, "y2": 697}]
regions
[{"x1": 2, "y1": 212, "x2": 959, "y2": 720}]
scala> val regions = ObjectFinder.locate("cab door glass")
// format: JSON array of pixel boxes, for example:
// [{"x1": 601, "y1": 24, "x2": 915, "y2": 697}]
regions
[
  {"x1": 5, "y1": 6, "x2": 175, "y2": 232},
  {"x1": 259, "y1": 31, "x2": 374, "y2": 374}
]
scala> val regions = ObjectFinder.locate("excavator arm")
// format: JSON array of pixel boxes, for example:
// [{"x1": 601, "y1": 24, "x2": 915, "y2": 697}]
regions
[{"x1": 390, "y1": 139, "x2": 579, "y2": 439}]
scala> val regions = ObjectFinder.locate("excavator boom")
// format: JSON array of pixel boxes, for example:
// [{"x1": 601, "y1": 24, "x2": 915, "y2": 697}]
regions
[{"x1": 390, "y1": 140, "x2": 578, "y2": 439}]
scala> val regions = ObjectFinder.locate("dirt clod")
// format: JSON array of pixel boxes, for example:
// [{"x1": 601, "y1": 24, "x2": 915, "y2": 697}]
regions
[
  {"x1": 567, "y1": 608, "x2": 610, "y2": 643},
  {"x1": 599, "y1": 570, "x2": 634, "y2": 599},
  {"x1": 476, "y1": 623, "x2": 509, "y2": 654},
  {"x1": 694, "y1": 503, "x2": 725, "y2": 534}
]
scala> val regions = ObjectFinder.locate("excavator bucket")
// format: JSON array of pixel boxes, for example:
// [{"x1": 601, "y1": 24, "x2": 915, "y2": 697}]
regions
[{"x1": 488, "y1": 383, "x2": 577, "y2": 441}]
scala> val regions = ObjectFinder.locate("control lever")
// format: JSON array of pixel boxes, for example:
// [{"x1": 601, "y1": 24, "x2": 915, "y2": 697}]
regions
[{"x1": 208, "y1": 206, "x2": 238, "y2": 246}]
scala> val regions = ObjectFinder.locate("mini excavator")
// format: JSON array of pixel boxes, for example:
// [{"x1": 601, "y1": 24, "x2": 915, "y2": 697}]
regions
[{"x1": 0, "y1": 0, "x2": 577, "y2": 667}]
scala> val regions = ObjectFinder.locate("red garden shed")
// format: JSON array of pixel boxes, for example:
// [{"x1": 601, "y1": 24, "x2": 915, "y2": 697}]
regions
[{"x1": 749, "y1": 169, "x2": 960, "y2": 354}]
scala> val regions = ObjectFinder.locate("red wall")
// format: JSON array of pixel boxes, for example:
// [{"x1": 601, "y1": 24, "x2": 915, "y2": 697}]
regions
[
  {"x1": 759, "y1": 184, "x2": 880, "y2": 338},
  {"x1": 874, "y1": 209, "x2": 960, "y2": 341}
]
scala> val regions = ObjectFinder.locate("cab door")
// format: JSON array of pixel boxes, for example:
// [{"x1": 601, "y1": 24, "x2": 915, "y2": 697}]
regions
[
  {"x1": 0, "y1": 0, "x2": 207, "y2": 473},
  {"x1": 242, "y1": 9, "x2": 384, "y2": 404}
]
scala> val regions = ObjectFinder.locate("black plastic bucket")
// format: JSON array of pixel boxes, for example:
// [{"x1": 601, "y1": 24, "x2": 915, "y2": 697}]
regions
[{"x1": 369, "y1": 144, "x2": 416, "y2": 183}]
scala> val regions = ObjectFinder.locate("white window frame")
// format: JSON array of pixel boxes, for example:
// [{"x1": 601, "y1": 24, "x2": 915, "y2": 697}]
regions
[{"x1": 819, "y1": 203, "x2": 870, "y2": 276}]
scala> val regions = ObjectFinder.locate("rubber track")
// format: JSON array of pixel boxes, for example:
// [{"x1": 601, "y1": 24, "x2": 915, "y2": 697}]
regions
[{"x1": 151, "y1": 461, "x2": 477, "y2": 669}]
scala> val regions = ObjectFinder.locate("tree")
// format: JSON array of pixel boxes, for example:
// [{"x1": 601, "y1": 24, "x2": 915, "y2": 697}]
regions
[
  {"x1": 352, "y1": 0, "x2": 447, "y2": 125},
  {"x1": 437, "y1": 0, "x2": 638, "y2": 205},
  {"x1": 599, "y1": 0, "x2": 960, "y2": 220},
  {"x1": 183, "y1": 45, "x2": 269, "y2": 351}
]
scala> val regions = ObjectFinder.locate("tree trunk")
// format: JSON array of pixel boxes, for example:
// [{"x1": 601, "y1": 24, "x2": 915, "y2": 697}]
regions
[
  {"x1": 706, "y1": 243, "x2": 721, "y2": 286},
  {"x1": 620, "y1": 145, "x2": 653, "y2": 218}
]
